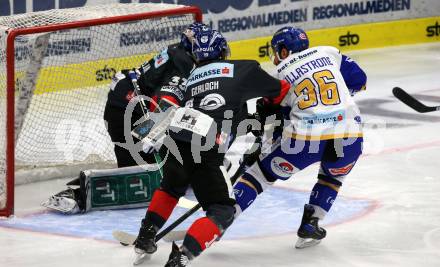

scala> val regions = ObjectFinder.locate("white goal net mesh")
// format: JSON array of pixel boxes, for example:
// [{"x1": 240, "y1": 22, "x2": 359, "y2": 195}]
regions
[{"x1": 0, "y1": 3, "x2": 197, "y2": 213}]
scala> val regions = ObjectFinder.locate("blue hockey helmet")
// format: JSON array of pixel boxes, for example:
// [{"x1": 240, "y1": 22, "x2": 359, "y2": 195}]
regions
[
  {"x1": 191, "y1": 28, "x2": 229, "y2": 62},
  {"x1": 271, "y1": 26, "x2": 309, "y2": 60},
  {"x1": 180, "y1": 22, "x2": 206, "y2": 53}
]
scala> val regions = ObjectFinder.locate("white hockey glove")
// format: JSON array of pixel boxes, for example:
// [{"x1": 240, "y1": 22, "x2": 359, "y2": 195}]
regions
[{"x1": 142, "y1": 134, "x2": 165, "y2": 154}]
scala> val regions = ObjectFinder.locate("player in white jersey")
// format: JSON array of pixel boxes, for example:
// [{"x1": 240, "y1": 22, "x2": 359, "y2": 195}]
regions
[{"x1": 233, "y1": 26, "x2": 367, "y2": 249}]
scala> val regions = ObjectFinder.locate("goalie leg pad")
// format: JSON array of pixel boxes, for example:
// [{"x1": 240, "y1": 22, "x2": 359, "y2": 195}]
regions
[{"x1": 42, "y1": 165, "x2": 163, "y2": 214}]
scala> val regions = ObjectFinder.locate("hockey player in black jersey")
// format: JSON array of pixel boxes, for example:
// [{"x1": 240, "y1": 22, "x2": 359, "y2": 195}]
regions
[
  {"x1": 103, "y1": 22, "x2": 202, "y2": 167},
  {"x1": 40, "y1": 23, "x2": 205, "y2": 215},
  {"x1": 131, "y1": 27, "x2": 291, "y2": 266}
]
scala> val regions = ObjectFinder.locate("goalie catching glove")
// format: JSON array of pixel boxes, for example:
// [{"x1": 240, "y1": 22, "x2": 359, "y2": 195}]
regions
[{"x1": 132, "y1": 97, "x2": 179, "y2": 153}]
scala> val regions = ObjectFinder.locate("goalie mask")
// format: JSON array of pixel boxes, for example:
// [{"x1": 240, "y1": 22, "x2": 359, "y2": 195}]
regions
[
  {"x1": 180, "y1": 22, "x2": 206, "y2": 53},
  {"x1": 191, "y1": 28, "x2": 230, "y2": 63}
]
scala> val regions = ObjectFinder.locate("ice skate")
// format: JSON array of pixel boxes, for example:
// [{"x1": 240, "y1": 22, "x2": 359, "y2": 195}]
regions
[
  {"x1": 295, "y1": 204, "x2": 327, "y2": 249},
  {"x1": 164, "y1": 242, "x2": 190, "y2": 267},
  {"x1": 133, "y1": 219, "x2": 158, "y2": 265}
]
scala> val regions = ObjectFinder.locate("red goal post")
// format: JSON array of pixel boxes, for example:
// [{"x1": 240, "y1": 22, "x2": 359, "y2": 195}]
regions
[{"x1": 0, "y1": 4, "x2": 202, "y2": 217}]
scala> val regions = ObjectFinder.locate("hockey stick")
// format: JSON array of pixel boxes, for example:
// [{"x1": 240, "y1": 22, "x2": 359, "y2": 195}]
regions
[
  {"x1": 155, "y1": 135, "x2": 264, "y2": 242},
  {"x1": 117, "y1": 80, "x2": 266, "y2": 244},
  {"x1": 113, "y1": 202, "x2": 201, "y2": 246},
  {"x1": 392, "y1": 87, "x2": 440, "y2": 113},
  {"x1": 113, "y1": 134, "x2": 264, "y2": 245},
  {"x1": 128, "y1": 70, "x2": 149, "y2": 117}
]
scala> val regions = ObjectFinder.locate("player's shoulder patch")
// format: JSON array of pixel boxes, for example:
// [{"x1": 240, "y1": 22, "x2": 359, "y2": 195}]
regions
[
  {"x1": 140, "y1": 61, "x2": 151, "y2": 73},
  {"x1": 153, "y1": 48, "x2": 170, "y2": 68}
]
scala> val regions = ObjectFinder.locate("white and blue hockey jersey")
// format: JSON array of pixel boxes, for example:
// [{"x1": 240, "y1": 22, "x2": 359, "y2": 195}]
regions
[{"x1": 275, "y1": 46, "x2": 366, "y2": 140}]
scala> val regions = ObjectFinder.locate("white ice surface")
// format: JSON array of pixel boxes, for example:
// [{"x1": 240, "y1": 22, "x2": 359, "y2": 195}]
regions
[{"x1": 1, "y1": 43, "x2": 440, "y2": 267}]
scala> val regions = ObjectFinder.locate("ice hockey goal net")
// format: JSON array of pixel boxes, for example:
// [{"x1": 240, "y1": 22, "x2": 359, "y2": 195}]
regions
[{"x1": 0, "y1": 3, "x2": 202, "y2": 217}]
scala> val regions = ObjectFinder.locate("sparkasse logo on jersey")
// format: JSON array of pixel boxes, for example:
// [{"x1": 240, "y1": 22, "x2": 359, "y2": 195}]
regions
[
  {"x1": 339, "y1": 31, "x2": 360, "y2": 47},
  {"x1": 426, "y1": 21, "x2": 440, "y2": 37},
  {"x1": 186, "y1": 63, "x2": 234, "y2": 86}
]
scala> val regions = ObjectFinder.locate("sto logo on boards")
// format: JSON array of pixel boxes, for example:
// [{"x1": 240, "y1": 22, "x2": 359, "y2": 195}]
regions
[
  {"x1": 426, "y1": 22, "x2": 440, "y2": 37},
  {"x1": 96, "y1": 65, "x2": 117, "y2": 81},
  {"x1": 339, "y1": 31, "x2": 360, "y2": 47},
  {"x1": 258, "y1": 42, "x2": 271, "y2": 58}
]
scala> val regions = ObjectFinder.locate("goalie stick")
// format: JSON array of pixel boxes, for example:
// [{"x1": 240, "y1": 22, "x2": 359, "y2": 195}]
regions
[
  {"x1": 392, "y1": 87, "x2": 440, "y2": 113},
  {"x1": 128, "y1": 70, "x2": 149, "y2": 117}
]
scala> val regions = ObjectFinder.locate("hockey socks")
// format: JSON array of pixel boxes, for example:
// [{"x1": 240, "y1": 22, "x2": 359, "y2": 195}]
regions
[
  {"x1": 233, "y1": 174, "x2": 263, "y2": 215},
  {"x1": 182, "y1": 217, "x2": 221, "y2": 259},
  {"x1": 146, "y1": 189, "x2": 179, "y2": 229},
  {"x1": 308, "y1": 180, "x2": 340, "y2": 219}
]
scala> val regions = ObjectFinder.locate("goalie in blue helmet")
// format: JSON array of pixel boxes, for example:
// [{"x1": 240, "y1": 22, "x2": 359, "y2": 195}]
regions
[
  {"x1": 180, "y1": 22, "x2": 205, "y2": 52},
  {"x1": 103, "y1": 22, "x2": 206, "y2": 168},
  {"x1": 190, "y1": 27, "x2": 230, "y2": 63},
  {"x1": 232, "y1": 26, "x2": 368, "y2": 249}
]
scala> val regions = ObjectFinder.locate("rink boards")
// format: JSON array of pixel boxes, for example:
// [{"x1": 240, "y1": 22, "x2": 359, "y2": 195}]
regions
[
  {"x1": 4, "y1": 16, "x2": 439, "y2": 96},
  {"x1": 229, "y1": 16, "x2": 440, "y2": 61}
]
